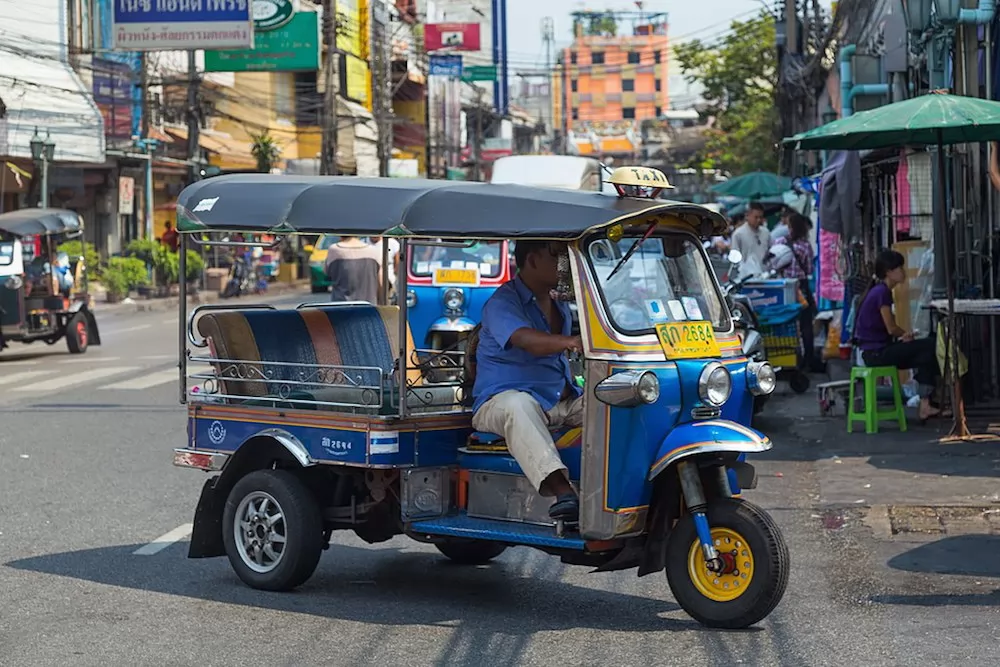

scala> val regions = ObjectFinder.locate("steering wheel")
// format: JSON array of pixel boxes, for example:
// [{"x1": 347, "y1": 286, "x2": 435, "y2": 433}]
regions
[{"x1": 609, "y1": 297, "x2": 649, "y2": 330}]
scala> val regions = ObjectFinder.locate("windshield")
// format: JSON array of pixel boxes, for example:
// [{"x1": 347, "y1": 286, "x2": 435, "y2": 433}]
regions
[
  {"x1": 410, "y1": 241, "x2": 504, "y2": 278},
  {"x1": 587, "y1": 232, "x2": 729, "y2": 334},
  {"x1": 0, "y1": 242, "x2": 13, "y2": 266}
]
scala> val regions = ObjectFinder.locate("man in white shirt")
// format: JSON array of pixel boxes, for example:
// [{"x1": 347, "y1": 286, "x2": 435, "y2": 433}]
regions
[{"x1": 730, "y1": 201, "x2": 771, "y2": 269}]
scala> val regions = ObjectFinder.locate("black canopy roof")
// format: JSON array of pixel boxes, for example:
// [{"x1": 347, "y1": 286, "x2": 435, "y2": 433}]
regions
[
  {"x1": 0, "y1": 208, "x2": 83, "y2": 237},
  {"x1": 176, "y1": 175, "x2": 727, "y2": 239}
]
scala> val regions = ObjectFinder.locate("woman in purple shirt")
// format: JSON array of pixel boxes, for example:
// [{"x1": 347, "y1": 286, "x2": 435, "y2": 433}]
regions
[{"x1": 853, "y1": 250, "x2": 943, "y2": 421}]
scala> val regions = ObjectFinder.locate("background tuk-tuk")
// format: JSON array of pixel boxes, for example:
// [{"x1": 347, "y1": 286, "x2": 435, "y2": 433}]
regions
[
  {"x1": 405, "y1": 239, "x2": 512, "y2": 373},
  {"x1": 171, "y1": 171, "x2": 786, "y2": 629},
  {"x1": 0, "y1": 208, "x2": 100, "y2": 354}
]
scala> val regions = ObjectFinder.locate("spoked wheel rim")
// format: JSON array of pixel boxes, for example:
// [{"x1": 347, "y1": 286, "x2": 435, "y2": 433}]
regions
[
  {"x1": 234, "y1": 491, "x2": 288, "y2": 573},
  {"x1": 687, "y1": 527, "x2": 755, "y2": 602},
  {"x1": 75, "y1": 320, "x2": 87, "y2": 347}
]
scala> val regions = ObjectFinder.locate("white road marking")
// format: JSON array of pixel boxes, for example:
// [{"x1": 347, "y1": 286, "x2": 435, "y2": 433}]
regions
[
  {"x1": 140, "y1": 354, "x2": 174, "y2": 360},
  {"x1": 103, "y1": 324, "x2": 152, "y2": 335},
  {"x1": 100, "y1": 369, "x2": 178, "y2": 390},
  {"x1": 0, "y1": 370, "x2": 55, "y2": 386},
  {"x1": 61, "y1": 356, "x2": 122, "y2": 363},
  {"x1": 0, "y1": 360, "x2": 39, "y2": 367},
  {"x1": 13, "y1": 366, "x2": 137, "y2": 392},
  {"x1": 132, "y1": 523, "x2": 193, "y2": 556}
]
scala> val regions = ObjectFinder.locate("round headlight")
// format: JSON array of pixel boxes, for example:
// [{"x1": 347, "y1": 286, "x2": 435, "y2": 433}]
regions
[
  {"x1": 4, "y1": 275, "x2": 23, "y2": 290},
  {"x1": 747, "y1": 360, "x2": 776, "y2": 396},
  {"x1": 406, "y1": 289, "x2": 417, "y2": 308},
  {"x1": 698, "y1": 362, "x2": 732, "y2": 407},
  {"x1": 637, "y1": 371, "x2": 660, "y2": 404},
  {"x1": 444, "y1": 288, "x2": 464, "y2": 311}
]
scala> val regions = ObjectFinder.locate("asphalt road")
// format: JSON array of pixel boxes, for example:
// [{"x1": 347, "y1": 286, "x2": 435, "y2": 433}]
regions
[{"x1": 0, "y1": 290, "x2": 997, "y2": 666}]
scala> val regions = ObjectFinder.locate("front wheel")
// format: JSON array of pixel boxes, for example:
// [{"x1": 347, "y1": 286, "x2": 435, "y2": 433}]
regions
[
  {"x1": 435, "y1": 540, "x2": 507, "y2": 565},
  {"x1": 665, "y1": 498, "x2": 789, "y2": 629},
  {"x1": 222, "y1": 469, "x2": 324, "y2": 591},
  {"x1": 66, "y1": 313, "x2": 89, "y2": 354}
]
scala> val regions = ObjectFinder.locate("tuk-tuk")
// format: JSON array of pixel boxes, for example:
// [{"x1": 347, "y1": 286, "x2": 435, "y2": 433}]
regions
[
  {"x1": 171, "y1": 168, "x2": 786, "y2": 629},
  {"x1": 0, "y1": 208, "x2": 100, "y2": 354},
  {"x1": 405, "y1": 238, "x2": 511, "y2": 375}
]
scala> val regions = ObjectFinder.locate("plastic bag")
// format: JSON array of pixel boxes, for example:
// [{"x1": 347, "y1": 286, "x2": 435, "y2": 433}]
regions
[{"x1": 935, "y1": 320, "x2": 968, "y2": 380}]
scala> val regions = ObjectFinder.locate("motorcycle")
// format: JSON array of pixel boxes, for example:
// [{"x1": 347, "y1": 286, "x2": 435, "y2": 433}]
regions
[
  {"x1": 721, "y1": 249, "x2": 769, "y2": 414},
  {"x1": 220, "y1": 251, "x2": 258, "y2": 299}
]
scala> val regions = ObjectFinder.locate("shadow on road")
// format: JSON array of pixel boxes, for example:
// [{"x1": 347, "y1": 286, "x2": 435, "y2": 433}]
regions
[
  {"x1": 886, "y1": 534, "x2": 1000, "y2": 578},
  {"x1": 6, "y1": 540, "x2": 727, "y2": 657}
]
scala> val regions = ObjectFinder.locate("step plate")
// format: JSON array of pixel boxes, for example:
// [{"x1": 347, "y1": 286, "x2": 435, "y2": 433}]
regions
[{"x1": 409, "y1": 514, "x2": 586, "y2": 550}]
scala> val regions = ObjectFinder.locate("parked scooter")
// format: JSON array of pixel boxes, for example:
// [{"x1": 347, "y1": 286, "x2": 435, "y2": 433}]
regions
[
  {"x1": 721, "y1": 249, "x2": 770, "y2": 414},
  {"x1": 220, "y1": 251, "x2": 258, "y2": 299}
]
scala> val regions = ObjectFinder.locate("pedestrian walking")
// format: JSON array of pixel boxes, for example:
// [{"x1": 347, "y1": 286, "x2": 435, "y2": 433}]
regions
[{"x1": 324, "y1": 236, "x2": 383, "y2": 303}]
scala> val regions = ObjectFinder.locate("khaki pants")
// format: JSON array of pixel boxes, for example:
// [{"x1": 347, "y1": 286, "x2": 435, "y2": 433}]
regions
[{"x1": 472, "y1": 390, "x2": 584, "y2": 495}]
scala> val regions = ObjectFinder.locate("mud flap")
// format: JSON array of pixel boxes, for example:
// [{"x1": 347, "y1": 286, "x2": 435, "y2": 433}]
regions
[
  {"x1": 638, "y1": 471, "x2": 681, "y2": 577},
  {"x1": 188, "y1": 476, "x2": 226, "y2": 558},
  {"x1": 83, "y1": 308, "x2": 101, "y2": 346}
]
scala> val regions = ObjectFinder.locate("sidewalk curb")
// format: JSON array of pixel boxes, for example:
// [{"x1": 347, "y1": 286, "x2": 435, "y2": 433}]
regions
[{"x1": 92, "y1": 281, "x2": 309, "y2": 317}]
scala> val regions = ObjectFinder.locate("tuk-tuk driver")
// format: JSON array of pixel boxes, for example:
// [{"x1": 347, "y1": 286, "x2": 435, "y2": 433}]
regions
[{"x1": 472, "y1": 240, "x2": 584, "y2": 523}]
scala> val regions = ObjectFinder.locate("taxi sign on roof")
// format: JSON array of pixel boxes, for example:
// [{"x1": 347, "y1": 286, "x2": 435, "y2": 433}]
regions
[{"x1": 606, "y1": 166, "x2": 674, "y2": 199}]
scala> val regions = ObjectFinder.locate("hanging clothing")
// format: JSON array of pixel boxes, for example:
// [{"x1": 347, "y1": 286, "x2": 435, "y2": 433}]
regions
[
  {"x1": 819, "y1": 150, "x2": 861, "y2": 239},
  {"x1": 895, "y1": 151, "x2": 912, "y2": 234},
  {"x1": 817, "y1": 228, "x2": 845, "y2": 302}
]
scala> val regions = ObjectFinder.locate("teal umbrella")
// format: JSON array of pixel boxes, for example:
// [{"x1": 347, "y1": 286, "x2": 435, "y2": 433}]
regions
[
  {"x1": 709, "y1": 171, "x2": 792, "y2": 199},
  {"x1": 783, "y1": 92, "x2": 1000, "y2": 438}
]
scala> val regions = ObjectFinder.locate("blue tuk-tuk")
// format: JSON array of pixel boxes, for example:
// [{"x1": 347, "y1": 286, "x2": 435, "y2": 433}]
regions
[
  {"x1": 172, "y1": 168, "x2": 787, "y2": 629},
  {"x1": 404, "y1": 239, "x2": 512, "y2": 378}
]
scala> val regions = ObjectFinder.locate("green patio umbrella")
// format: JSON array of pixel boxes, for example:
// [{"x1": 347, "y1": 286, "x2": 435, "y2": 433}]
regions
[
  {"x1": 709, "y1": 171, "x2": 792, "y2": 199},
  {"x1": 784, "y1": 91, "x2": 1000, "y2": 438}
]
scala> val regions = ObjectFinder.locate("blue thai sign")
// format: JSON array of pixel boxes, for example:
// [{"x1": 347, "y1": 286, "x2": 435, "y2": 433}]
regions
[
  {"x1": 112, "y1": 0, "x2": 254, "y2": 51},
  {"x1": 429, "y1": 54, "x2": 463, "y2": 78},
  {"x1": 96, "y1": 0, "x2": 143, "y2": 138}
]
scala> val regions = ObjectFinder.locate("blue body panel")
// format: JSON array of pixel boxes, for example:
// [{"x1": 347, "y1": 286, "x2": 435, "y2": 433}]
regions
[
  {"x1": 459, "y1": 446, "x2": 582, "y2": 481},
  {"x1": 409, "y1": 513, "x2": 586, "y2": 550},
  {"x1": 603, "y1": 358, "x2": 756, "y2": 512},
  {"x1": 190, "y1": 414, "x2": 469, "y2": 468},
  {"x1": 407, "y1": 284, "x2": 498, "y2": 347}
]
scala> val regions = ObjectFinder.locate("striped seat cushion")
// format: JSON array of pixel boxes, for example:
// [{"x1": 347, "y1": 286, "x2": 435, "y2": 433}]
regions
[{"x1": 197, "y1": 304, "x2": 423, "y2": 406}]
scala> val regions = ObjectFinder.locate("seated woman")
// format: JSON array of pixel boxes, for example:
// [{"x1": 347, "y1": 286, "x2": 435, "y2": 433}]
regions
[{"x1": 853, "y1": 250, "x2": 944, "y2": 421}]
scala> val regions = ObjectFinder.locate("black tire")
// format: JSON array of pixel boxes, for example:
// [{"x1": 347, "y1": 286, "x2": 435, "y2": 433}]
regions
[
  {"x1": 752, "y1": 394, "x2": 769, "y2": 415},
  {"x1": 788, "y1": 371, "x2": 810, "y2": 394},
  {"x1": 66, "y1": 313, "x2": 89, "y2": 354},
  {"x1": 665, "y1": 498, "x2": 789, "y2": 629},
  {"x1": 222, "y1": 469, "x2": 324, "y2": 591},
  {"x1": 435, "y1": 540, "x2": 507, "y2": 565}
]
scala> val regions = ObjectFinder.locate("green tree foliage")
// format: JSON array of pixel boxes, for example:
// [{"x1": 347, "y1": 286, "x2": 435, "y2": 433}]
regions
[
  {"x1": 250, "y1": 131, "x2": 282, "y2": 173},
  {"x1": 674, "y1": 14, "x2": 779, "y2": 174}
]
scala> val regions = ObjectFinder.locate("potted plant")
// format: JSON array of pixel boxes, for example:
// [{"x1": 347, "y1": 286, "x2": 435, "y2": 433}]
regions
[{"x1": 101, "y1": 256, "x2": 149, "y2": 303}]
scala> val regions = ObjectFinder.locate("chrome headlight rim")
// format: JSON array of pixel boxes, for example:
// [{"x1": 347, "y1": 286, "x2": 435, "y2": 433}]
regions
[
  {"x1": 746, "y1": 360, "x2": 777, "y2": 396},
  {"x1": 3, "y1": 275, "x2": 23, "y2": 290},
  {"x1": 698, "y1": 361, "x2": 732, "y2": 407},
  {"x1": 443, "y1": 288, "x2": 464, "y2": 312},
  {"x1": 595, "y1": 369, "x2": 660, "y2": 408},
  {"x1": 406, "y1": 289, "x2": 418, "y2": 308}
]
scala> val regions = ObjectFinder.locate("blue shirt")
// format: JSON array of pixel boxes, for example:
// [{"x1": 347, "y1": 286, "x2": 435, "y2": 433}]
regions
[{"x1": 472, "y1": 276, "x2": 581, "y2": 413}]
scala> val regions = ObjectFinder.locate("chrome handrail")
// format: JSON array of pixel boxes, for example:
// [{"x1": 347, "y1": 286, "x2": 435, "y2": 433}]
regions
[{"x1": 186, "y1": 303, "x2": 278, "y2": 347}]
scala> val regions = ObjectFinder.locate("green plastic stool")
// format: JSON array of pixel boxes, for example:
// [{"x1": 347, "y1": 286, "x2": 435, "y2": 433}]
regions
[{"x1": 847, "y1": 366, "x2": 907, "y2": 434}]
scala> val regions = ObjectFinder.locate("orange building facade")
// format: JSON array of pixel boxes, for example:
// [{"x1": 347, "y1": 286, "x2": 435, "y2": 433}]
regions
[{"x1": 555, "y1": 23, "x2": 669, "y2": 157}]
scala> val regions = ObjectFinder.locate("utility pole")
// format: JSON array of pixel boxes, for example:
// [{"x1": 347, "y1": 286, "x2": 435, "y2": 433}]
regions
[
  {"x1": 472, "y1": 88, "x2": 484, "y2": 181},
  {"x1": 186, "y1": 50, "x2": 201, "y2": 184},
  {"x1": 370, "y1": 0, "x2": 392, "y2": 177},
  {"x1": 541, "y1": 17, "x2": 554, "y2": 147},
  {"x1": 321, "y1": 0, "x2": 340, "y2": 176}
]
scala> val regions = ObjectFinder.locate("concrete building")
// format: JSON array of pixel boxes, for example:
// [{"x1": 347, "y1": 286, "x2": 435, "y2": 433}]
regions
[{"x1": 555, "y1": 12, "x2": 669, "y2": 160}]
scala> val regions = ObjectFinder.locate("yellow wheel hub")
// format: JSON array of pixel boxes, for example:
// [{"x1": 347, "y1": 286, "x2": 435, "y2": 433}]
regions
[{"x1": 687, "y1": 527, "x2": 754, "y2": 602}]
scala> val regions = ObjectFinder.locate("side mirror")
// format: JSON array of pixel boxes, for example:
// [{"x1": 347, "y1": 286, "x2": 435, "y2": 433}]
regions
[{"x1": 727, "y1": 249, "x2": 743, "y2": 265}]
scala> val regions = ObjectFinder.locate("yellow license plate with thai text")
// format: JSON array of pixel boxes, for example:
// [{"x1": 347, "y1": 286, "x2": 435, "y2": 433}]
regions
[
  {"x1": 655, "y1": 321, "x2": 721, "y2": 359},
  {"x1": 432, "y1": 268, "x2": 480, "y2": 286}
]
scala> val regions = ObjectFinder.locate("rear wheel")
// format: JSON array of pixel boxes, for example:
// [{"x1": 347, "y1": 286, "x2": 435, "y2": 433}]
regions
[
  {"x1": 435, "y1": 539, "x2": 507, "y2": 565},
  {"x1": 665, "y1": 498, "x2": 789, "y2": 629},
  {"x1": 788, "y1": 371, "x2": 810, "y2": 394},
  {"x1": 66, "y1": 313, "x2": 88, "y2": 354},
  {"x1": 222, "y1": 469, "x2": 324, "y2": 591}
]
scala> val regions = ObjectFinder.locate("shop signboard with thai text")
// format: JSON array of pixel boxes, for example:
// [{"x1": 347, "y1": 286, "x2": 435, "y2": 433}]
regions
[
  {"x1": 112, "y1": 0, "x2": 254, "y2": 51},
  {"x1": 424, "y1": 23, "x2": 481, "y2": 52},
  {"x1": 204, "y1": 11, "x2": 319, "y2": 71}
]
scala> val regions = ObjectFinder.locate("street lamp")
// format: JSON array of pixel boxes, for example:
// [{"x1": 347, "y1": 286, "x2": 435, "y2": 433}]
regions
[{"x1": 29, "y1": 127, "x2": 55, "y2": 208}]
